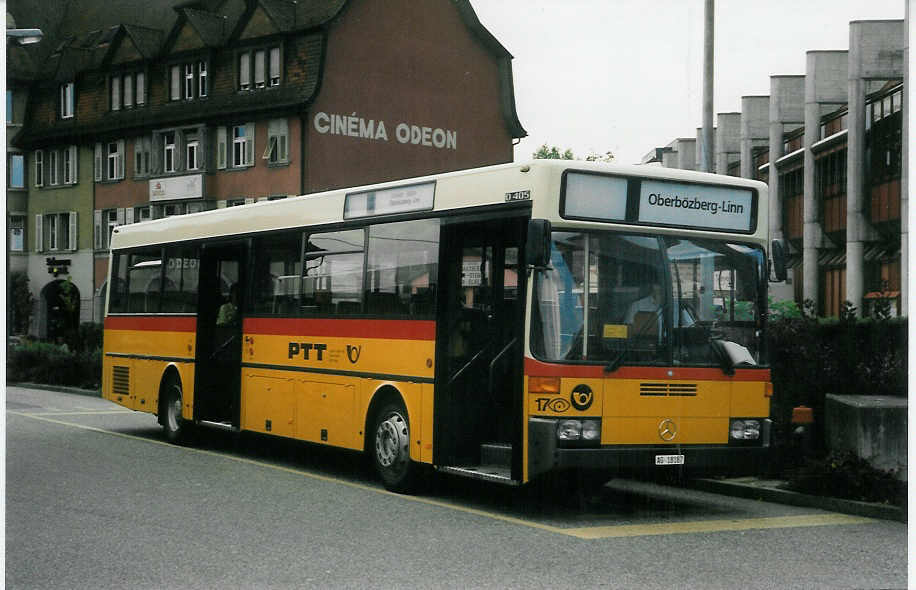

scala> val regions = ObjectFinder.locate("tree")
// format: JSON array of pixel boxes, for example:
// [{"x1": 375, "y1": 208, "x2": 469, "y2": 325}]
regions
[
  {"x1": 9, "y1": 271, "x2": 34, "y2": 334},
  {"x1": 533, "y1": 144, "x2": 575, "y2": 160},
  {"x1": 533, "y1": 144, "x2": 615, "y2": 163}
]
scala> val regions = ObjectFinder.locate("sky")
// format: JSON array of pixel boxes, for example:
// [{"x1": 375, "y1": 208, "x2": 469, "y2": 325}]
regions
[{"x1": 471, "y1": 0, "x2": 906, "y2": 165}]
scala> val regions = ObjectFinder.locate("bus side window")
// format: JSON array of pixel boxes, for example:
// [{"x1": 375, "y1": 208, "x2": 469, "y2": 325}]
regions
[
  {"x1": 250, "y1": 231, "x2": 302, "y2": 316},
  {"x1": 162, "y1": 246, "x2": 199, "y2": 313}
]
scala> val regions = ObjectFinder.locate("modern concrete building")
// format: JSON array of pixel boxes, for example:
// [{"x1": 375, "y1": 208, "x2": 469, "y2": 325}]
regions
[
  {"x1": 7, "y1": 0, "x2": 526, "y2": 339},
  {"x1": 642, "y1": 19, "x2": 906, "y2": 319}
]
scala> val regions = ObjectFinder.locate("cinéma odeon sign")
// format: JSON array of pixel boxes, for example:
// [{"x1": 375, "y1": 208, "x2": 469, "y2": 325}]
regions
[{"x1": 313, "y1": 112, "x2": 457, "y2": 150}]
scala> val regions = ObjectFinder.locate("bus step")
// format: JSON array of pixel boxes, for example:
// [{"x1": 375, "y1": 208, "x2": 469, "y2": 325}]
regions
[
  {"x1": 198, "y1": 420, "x2": 239, "y2": 432},
  {"x1": 437, "y1": 465, "x2": 518, "y2": 486},
  {"x1": 480, "y1": 442, "x2": 512, "y2": 467}
]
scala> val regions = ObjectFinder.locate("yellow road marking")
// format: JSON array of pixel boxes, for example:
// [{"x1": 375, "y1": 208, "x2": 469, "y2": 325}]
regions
[
  {"x1": 9, "y1": 410, "x2": 877, "y2": 539},
  {"x1": 14, "y1": 410, "x2": 133, "y2": 416}
]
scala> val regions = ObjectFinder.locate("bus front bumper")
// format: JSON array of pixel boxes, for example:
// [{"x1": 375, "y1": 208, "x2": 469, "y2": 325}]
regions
[{"x1": 528, "y1": 417, "x2": 771, "y2": 480}]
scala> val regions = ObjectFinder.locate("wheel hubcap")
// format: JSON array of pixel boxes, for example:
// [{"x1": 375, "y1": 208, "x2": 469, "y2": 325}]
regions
[{"x1": 375, "y1": 412, "x2": 408, "y2": 468}]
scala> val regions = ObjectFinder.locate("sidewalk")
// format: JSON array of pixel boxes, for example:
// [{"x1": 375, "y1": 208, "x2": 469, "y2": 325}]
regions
[
  {"x1": 690, "y1": 476, "x2": 906, "y2": 523},
  {"x1": 7, "y1": 382, "x2": 101, "y2": 398}
]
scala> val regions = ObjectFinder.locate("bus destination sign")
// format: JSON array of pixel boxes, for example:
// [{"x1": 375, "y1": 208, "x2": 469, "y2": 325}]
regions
[{"x1": 638, "y1": 180, "x2": 754, "y2": 232}]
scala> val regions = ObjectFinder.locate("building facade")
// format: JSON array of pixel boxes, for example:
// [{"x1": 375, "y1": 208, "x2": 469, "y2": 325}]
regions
[
  {"x1": 8, "y1": 0, "x2": 526, "y2": 338},
  {"x1": 642, "y1": 19, "x2": 906, "y2": 318}
]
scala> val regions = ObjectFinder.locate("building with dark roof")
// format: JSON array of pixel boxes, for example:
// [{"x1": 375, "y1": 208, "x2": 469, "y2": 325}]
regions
[{"x1": 7, "y1": 0, "x2": 526, "y2": 339}]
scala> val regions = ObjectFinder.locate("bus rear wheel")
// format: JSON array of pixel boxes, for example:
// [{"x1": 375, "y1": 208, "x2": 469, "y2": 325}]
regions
[
  {"x1": 162, "y1": 378, "x2": 191, "y2": 444},
  {"x1": 372, "y1": 402, "x2": 418, "y2": 493}
]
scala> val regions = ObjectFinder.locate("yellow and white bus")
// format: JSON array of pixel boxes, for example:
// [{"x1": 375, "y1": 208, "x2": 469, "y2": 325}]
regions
[{"x1": 102, "y1": 160, "x2": 783, "y2": 492}]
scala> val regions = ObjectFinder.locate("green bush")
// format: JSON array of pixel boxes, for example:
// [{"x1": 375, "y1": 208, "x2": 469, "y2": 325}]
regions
[
  {"x1": 7, "y1": 340, "x2": 101, "y2": 390},
  {"x1": 767, "y1": 307, "x2": 907, "y2": 474}
]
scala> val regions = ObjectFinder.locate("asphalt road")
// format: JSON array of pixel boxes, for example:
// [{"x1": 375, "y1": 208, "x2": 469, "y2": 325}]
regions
[{"x1": 5, "y1": 386, "x2": 909, "y2": 589}]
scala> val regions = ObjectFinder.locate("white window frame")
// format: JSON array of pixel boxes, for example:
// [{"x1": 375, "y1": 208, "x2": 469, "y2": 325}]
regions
[
  {"x1": 254, "y1": 49, "x2": 266, "y2": 89},
  {"x1": 111, "y1": 76, "x2": 121, "y2": 111},
  {"x1": 124, "y1": 73, "x2": 133, "y2": 108},
  {"x1": 170, "y1": 65, "x2": 180, "y2": 101},
  {"x1": 9, "y1": 214, "x2": 25, "y2": 252},
  {"x1": 136, "y1": 72, "x2": 145, "y2": 105},
  {"x1": 63, "y1": 146, "x2": 77, "y2": 184},
  {"x1": 186, "y1": 133, "x2": 199, "y2": 171},
  {"x1": 106, "y1": 141, "x2": 124, "y2": 180},
  {"x1": 48, "y1": 213, "x2": 59, "y2": 251},
  {"x1": 265, "y1": 118, "x2": 289, "y2": 164},
  {"x1": 60, "y1": 82, "x2": 74, "y2": 119},
  {"x1": 239, "y1": 52, "x2": 251, "y2": 90},
  {"x1": 34, "y1": 150, "x2": 44, "y2": 187},
  {"x1": 184, "y1": 63, "x2": 194, "y2": 100},
  {"x1": 49, "y1": 150, "x2": 59, "y2": 185},
  {"x1": 232, "y1": 124, "x2": 253, "y2": 168},
  {"x1": 198, "y1": 61, "x2": 208, "y2": 97},
  {"x1": 164, "y1": 132, "x2": 176, "y2": 173},
  {"x1": 9, "y1": 153, "x2": 25, "y2": 188},
  {"x1": 269, "y1": 47, "x2": 281, "y2": 86}
]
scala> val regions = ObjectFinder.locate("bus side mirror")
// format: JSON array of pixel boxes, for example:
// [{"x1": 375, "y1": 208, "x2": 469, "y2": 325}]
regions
[
  {"x1": 526, "y1": 219, "x2": 551, "y2": 268},
  {"x1": 770, "y1": 239, "x2": 787, "y2": 282}
]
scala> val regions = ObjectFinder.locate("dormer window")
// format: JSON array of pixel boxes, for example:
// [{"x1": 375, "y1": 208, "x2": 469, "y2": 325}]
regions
[
  {"x1": 110, "y1": 73, "x2": 146, "y2": 111},
  {"x1": 170, "y1": 61, "x2": 209, "y2": 101},
  {"x1": 238, "y1": 46, "x2": 281, "y2": 91}
]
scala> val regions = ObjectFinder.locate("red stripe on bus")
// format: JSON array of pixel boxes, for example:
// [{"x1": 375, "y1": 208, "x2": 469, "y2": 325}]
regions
[
  {"x1": 524, "y1": 357, "x2": 771, "y2": 382},
  {"x1": 104, "y1": 315, "x2": 197, "y2": 332},
  {"x1": 243, "y1": 317, "x2": 437, "y2": 340}
]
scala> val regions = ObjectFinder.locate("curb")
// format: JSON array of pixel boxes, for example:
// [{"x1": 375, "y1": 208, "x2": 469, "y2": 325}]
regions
[
  {"x1": 690, "y1": 477, "x2": 906, "y2": 523},
  {"x1": 7, "y1": 382, "x2": 102, "y2": 398}
]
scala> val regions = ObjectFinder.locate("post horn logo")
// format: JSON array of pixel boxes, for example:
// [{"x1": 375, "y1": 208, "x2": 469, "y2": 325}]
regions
[
  {"x1": 570, "y1": 384, "x2": 594, "y2": 411},
  {"x1": 346, "y1": 344, "x2": 362, "y2": 364},
  {"x1": 658, "y1": 418, "x2": 678, "y2": 441}
]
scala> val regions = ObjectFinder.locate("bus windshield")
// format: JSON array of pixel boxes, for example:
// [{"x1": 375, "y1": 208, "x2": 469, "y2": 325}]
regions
[{"x1": 531, "y1": 231, "x2": 766, "y2": 368}]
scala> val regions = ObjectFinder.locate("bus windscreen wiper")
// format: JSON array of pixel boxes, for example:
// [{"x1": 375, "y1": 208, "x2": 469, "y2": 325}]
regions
[{"x1": 604, "y1": 305, "x2": 666, "y2": 373}]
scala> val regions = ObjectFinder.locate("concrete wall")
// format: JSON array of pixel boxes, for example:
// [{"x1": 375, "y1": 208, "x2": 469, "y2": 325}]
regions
[{"x1": 825, "y1": 394, "x2": 907, "y2": 480}]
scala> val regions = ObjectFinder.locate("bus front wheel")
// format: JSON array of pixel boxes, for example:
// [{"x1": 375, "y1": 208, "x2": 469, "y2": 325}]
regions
[
  {"x1": 162, "y1": 378, "x2": 191, "y2": 444},
  {"x1": 372, "y1": 402, "x2": 418, "y2": 493}
]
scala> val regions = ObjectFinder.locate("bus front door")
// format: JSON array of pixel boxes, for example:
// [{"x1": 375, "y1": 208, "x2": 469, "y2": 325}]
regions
[
  {"x1": 436, "y1": 215, "x2": 526, "y2": 482},
  {"x1": 194, "y1": 242, "x2": 246, "y2": 427}
]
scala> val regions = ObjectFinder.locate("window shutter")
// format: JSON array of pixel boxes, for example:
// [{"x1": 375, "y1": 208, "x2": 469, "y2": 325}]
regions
[
  {"x1": 94, "y1": 143, "x2": 102, "y2": 181},
  {"x1": 217, "y1": 127, "x2": 227, "y2": 169},
  {"x1": 69, "y1": 146, "x2": 78, "y2": 183},
  {"x1": 35, "y1": 214, "x2": 43, "y2": 253},
  {"x1": 198, "y1": 126, "x2": 208, "y2": 172},
  {"x1": 125, "y1": 207, "x2": 135, "y2": 224},
  {"x1": 175, "y1": 132, "x2": 185, "y2": 172},
  {"x1": 151, "y1": 132, "x2": 162, "y2": 174},
  {"x1": 245, "y1": 123, "x2": 254, "y2": 166},
  {"x1": 116, "y1": 208, "x2": 126, "y2": 225},
  {"x1": 117, "y1": 140, "x2": 125, "y2": 179},
  {"x1": 68, "y1": 212, "x2": 78, "y2": 251},
  {"x1": 94, "y1": 210, "x2": 103, "y2": 249}
]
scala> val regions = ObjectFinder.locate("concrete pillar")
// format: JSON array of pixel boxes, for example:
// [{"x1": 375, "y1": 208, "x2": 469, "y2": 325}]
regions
[
  {"x1": 768, "y1": 76, "x2": 805, "y2": 247},
  {"x1": 847, "y1": 20, "x2": 904, "y2": 316},
  {"x1": 715, "y1": 113, "x2": 740, "y2": 175},
  {"x1": 696, "y1": 127, "x2": 715, "y2": 172},
  {"x1": 740, "y1": 96, "x2": 769, "y2": 179},
  {"x1": 674, "y1": 139, "x2": 696, "y2": 171},
  {"x1": 804, "y1": 51, "x2": 848, "y2": 312}
]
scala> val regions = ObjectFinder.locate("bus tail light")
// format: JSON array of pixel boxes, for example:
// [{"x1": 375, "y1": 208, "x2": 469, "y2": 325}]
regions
[
  {"x1": 765, "y1": 382, "x2": 774, "y2": 398},
  {"x1": 529, "y1": 376, "x2": 560, "y2": 394}
]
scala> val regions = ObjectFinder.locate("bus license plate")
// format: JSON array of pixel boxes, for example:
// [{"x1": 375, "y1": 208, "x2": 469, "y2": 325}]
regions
[{"x1": 655, "y1": 454, "x2": 685, "y2": 466}]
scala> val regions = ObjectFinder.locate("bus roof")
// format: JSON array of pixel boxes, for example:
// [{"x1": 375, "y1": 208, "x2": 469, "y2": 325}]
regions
[{"x1": 109, "y1": 160, "x2": 768, "y2": 250}]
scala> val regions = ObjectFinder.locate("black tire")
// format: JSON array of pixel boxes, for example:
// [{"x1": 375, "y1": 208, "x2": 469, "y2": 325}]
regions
[
  {"x1": 162, "y1": 378, "x2": 192, "y2": 444},
  {"x1": 371, "y1": 401, "x2": 418, "y2": 493}
]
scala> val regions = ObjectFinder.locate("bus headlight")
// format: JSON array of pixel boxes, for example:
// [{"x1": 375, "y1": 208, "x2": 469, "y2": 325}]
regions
[
  {"x1": 557, "y1": 420, "x2": 582, "y2": 441},
  {"x1": 556, "y1": 419, "x2": 602, "y2": 442},
  {"x1": 730, "y1": 419, "x2": 761, "y2": 440},
  {"x1": 582, "y1": 419, "x2": 601, "y2": 441}
]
